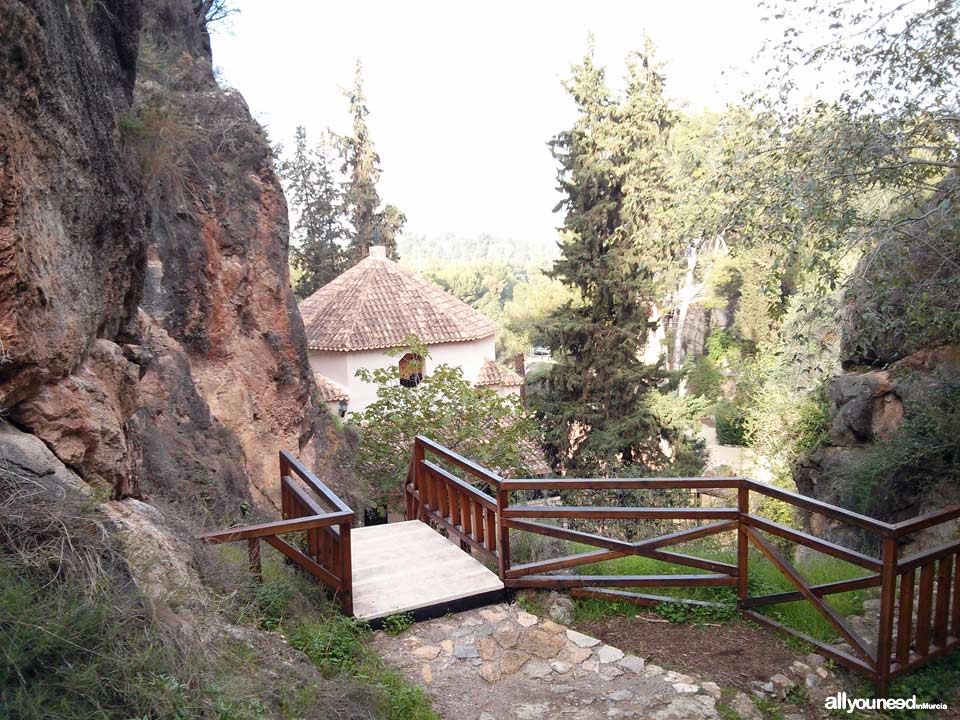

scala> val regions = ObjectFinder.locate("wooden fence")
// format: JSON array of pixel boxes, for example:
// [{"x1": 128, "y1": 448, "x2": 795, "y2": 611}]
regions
[
  {"x1": 404, "y1": 435, "x2": 960, "y2": 695},
  {"x1": 198, "y1": 450, "x2": 355, "y2": 615}
]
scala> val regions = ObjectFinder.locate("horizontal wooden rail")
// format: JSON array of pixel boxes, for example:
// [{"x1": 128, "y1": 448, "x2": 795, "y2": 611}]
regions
[
  {"x1": 742, "y1": 479, "x2": 896, "y2": 537},
  {"x1": 897, "y1": 539, "x2": 960, "y2": 573},
  {"x1": 197, "y1": 511, "x2": 352, "y2": 544},
  {"x1": 415, "y1": 434, "x2": 503, "y2": 488},
  {"x1": 506, "y1": 573, "x2": 737, "y2": 590},
  {"x1": 500, "y1": 477, "x2": 743, "y2": 491},
  {"x1": 742, "y1": 514, "x2": 882, "y2": 572},
  {"x1": 502, "y1": 505, "x2": 738, "y2": 520},
  {"x1": 892, "y1": 505, "x2": 960, "y2": 538}
]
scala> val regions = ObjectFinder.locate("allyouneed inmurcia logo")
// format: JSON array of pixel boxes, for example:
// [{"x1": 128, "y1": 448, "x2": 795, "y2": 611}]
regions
[{"x1": 825, "y1": 691, "x2": 948, "y2": 713}]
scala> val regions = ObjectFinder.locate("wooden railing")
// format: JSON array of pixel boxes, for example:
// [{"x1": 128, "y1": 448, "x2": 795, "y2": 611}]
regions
[
  {"x1": 402, "y1": 436, "x2": 960, "y2": 695},
  {"x1": 404, "y1": 435, "x2": 506, "y2": 573},
  {"x1": 198, "y1": 450, "x2": 355, "y2": 615}
]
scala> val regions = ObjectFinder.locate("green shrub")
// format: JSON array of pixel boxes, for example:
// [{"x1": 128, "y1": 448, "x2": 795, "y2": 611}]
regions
[
  {"x1": 288, "y1": 616, "x2": 371, "y2": 676},
  {"x1": 715, "y1": 400, "x2": 749, "y2": 446},
  {"x1": 382, "y1": 612, "x2": 415, "y2": 636}
]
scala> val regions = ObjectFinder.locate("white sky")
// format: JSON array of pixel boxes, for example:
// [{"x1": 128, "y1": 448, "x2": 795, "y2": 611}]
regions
[{"x1": 211, "y1": 1, "x2": 771, "y2": 246}]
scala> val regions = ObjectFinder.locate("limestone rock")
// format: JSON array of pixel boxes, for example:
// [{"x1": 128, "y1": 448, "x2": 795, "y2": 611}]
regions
[
  {"x1": 566, "y1": 629, "x2": 601, "y2": 648},
  {"x1": 519, "y1": 628, "x2": 566, "y2": 659},
  {"x1": 499, "y1": 650, "x2": 529, "y2": 675},
  {"x1": 597, "y1": 645, "x2": 625, "y2": 663}
]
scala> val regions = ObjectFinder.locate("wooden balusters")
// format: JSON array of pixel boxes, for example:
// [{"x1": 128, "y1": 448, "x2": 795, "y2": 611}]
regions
[
  {"x1": 934, "y1": 556, "x2": 953, "y2": 647},
  {"x1": 915, "y1": 563, "x2": 935, "y2": 656},
  {"x1": 896, "y1": 568, "x2": 915, "y2": 665}
]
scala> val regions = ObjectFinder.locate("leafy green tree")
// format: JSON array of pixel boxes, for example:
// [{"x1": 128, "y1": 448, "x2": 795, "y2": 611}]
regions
[
  {"x1": 350, "y1": 338, "x2": 539, "y2": 511},
  {"x1": 533, "y1": 41, "x2": 680, "y2": 475},
  {"x1": 280, "y1": 126, "x2": 346, "y2": 299}
]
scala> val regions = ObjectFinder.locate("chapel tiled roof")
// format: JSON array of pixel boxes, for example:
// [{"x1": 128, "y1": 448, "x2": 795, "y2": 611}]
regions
[
  {"x1": 299, "y1": 247, "x2": 500, "y2": 351},
  {"x1": 475, "y1": 359, "x2": 524, "y2": 388},
  {"x1": 314, "y1": 373, "x2": 349, "y2": 402}
]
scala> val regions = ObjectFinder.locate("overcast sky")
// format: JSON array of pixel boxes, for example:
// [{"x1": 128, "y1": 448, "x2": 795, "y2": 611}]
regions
[{"x1": 211, "y1": 1, "x2": 772, "y2": 246}]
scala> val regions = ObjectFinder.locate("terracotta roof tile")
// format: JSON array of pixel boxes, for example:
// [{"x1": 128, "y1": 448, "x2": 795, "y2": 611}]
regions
[
  {"x1": 475, "y1": 359, "x2": 524, "y2": 387},
  {"x1": 314, "y1": 373, "x2": 349, "y2": 402},
  {"x1": 299, "y1": 248, "x2": 499, "y2": 351}
]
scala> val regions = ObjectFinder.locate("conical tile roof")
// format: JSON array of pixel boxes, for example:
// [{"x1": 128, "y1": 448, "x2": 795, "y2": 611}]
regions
[{"x1": 299, "y1": 247, "x2": 499, "y2": 351}]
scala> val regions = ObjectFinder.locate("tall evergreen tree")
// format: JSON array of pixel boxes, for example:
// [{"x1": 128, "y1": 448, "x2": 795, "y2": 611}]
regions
[
  {"x1": 342, "y1": 60, "x2": 382, "y2": 263},
  {"x1": 376, "y1": 204, "x2": 407, "y2": 260},
  {"x1": 281, "y1": 126, "x2": 346, "y2": 298},
  {"x1": 533, "y1": 42, "x2": 677, "y2": 475}
]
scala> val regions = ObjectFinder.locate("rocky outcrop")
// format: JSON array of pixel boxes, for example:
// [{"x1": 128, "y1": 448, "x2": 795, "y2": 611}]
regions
[
  {"x1": 130, "y1": 0, "x2": 351, "y2": 511},
  {"x1": 796, "y1": 344, "x2": 960, "y2": 548}
]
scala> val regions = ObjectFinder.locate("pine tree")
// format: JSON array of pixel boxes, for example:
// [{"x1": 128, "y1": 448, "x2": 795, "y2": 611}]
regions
[
  {"x1": 533, "y1": 42, "x2": 677, "y2": 475},
  {"x1": 282, "y1": 126, "x2": 346, "y2": 299},
  {"x1": 342, "y1": 60, "x2": 382, "y2": 264}
]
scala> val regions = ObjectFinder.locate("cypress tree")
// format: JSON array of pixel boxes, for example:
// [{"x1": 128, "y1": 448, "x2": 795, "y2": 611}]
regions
[
  {"x1": 282, "y1": 126, "x2": 346, "y2": 299},
  {"x1": 533, "y1": 42, "x2": 676, "y2": 475},
  {"x1": 342, "y1": 60, "x2": 382, "y2": 263}
]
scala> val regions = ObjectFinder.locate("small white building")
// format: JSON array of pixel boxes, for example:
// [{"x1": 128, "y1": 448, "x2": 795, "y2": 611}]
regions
[{"x1": 301, "y1": 246, "x2": 521, "y2": 416}]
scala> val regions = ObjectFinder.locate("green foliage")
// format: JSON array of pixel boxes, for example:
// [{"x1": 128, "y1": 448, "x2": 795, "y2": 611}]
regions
[
  {"x1": 654, "y1": 599, "x2": 737, "y2": 625},
  {"x1": 287, "y1": 614, "x2": 438, "y2": 720},
  {"x1": 715, "y1": 401, "x2": 748, "y2": 446},
  {"x1": 534, "y1": 40, "x2": 685, "y2": 475},
  {"x1": 382, "y1": 612, "x2": 415, "y2": 636},
  {"x1": 351, "y1": 338, "x2": 540, "y2": 510},
  {"x1": 280, "y1": 126, "x2": 347, "y2": 298},
  {"x1": 839, "y1": 384, "x2": 960, "y2": 515},
  {"x1": 289, "y1": 616, "x2": 371, "y2": 676},
  {"x1": 0, "y1": 563, "x2": 213, "y2": 720},
  {"x1": 887, "y1": 646, "x2": 960, "y2": 719}
]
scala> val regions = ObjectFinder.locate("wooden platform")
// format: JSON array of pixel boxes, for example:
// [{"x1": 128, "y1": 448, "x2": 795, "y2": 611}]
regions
[{"x1": 350, "y1": 520, "x2": 504, "y2": 621}]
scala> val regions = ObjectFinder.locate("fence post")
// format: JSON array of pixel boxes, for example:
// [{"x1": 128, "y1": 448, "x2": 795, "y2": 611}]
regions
[
  {"x1": 737, "y1": 482, "x2": 749, "y2": 607},
  {"x1": 413, "y1": 437, "x2": 426, "y2": 522},
  {"x1": 875, "y1": 536, "x2": 898, "y2": 696},
  {"x1": 248, "y1": 538, "x2": 263, "y2": 584},
  {"x1": 339, "y1": 520, "x2": 353, "y2": 616},
  {"x1": 496, "y1": 485, "x2": 511, "y2": 580}
]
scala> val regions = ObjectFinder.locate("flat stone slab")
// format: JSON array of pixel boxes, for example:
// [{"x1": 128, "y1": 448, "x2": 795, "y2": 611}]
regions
[{"x1": 350, "y1": 520, "x2": 504, "y2": 620}]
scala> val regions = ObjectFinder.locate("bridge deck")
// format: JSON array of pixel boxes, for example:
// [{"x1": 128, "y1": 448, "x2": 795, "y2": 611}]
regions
[{"x1": 351, "y1": 520, "x2": 504, "y2": 621}]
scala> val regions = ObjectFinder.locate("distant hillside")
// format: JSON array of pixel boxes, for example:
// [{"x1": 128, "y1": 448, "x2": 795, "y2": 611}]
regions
[{"x1": 398, "y1": 231, "x2": 560, "y2": 268}]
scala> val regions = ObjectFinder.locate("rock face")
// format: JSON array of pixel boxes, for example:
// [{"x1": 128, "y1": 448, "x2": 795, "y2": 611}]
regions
[
  {"x1": 0, "y1": 0, "x2": 146, "y2": 412},
  {"x1": 1, "y1": 0, "x2": 352, "y2": 514},
  {"x1": 796, "y1": 344, "x2": 960, "y2": 548}
]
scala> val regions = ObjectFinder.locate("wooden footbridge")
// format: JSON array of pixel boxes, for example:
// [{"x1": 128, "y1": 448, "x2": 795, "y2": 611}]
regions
[{"x1": 201, "y1": 436, "x2": 960, "y2": 695}]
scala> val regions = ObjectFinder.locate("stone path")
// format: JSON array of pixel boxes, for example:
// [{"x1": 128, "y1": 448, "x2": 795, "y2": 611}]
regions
[{"x1": 372, "y1": 603, "x2": 724, "y2": 720}]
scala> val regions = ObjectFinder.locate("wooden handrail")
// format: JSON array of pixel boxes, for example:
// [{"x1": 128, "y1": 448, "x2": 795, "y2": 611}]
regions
[
  {"x1": 500, "y1": 477, "x2": 743, "y2": 490},
  {"x1": 892, "y1": 505, "x2": 960, "y2": 538},
  {"x1": 280, "y1": 450, "x2": 353, "y2": 515},
  {"x1": 414, "y1": 435, "x2": 503, "y2": 488},
  {"x1": 200, "y1": 451, "x2": 354, "y2": 616},
  {"x1": 197, "y1": 511, "x2": 352, "y2": 543}
]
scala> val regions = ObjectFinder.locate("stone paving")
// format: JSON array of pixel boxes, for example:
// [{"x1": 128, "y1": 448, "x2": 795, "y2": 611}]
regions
[{"x1": 372, "y1": 603, "x2": 725, "y2": 720}]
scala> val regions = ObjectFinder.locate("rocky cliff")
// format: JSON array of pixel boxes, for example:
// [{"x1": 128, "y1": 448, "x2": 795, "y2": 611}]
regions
[
  {"x1": 1, "y1": 0, "x2": 353, "y2": 518},
  {"x1": 0, "y1": 1, "x2": 360, "y2": 714}
]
